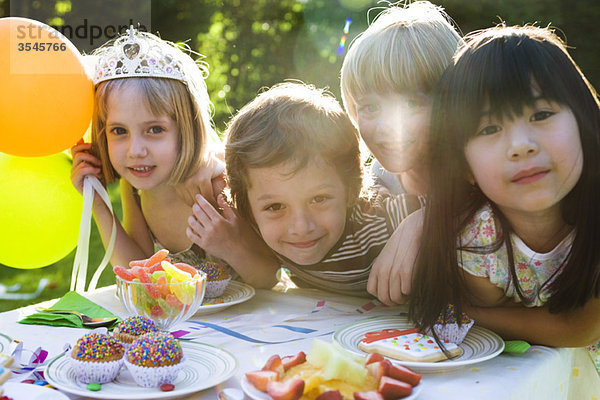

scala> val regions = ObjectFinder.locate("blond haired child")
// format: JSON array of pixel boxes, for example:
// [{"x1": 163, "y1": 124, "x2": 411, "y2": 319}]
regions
[
  {"x1": 70, "y1": 28, "x2": 269, "y2": 285},
  {"x1": 340, "y1": 1, "x2": 462, "y2": 303},
  {"x1": 188, "y1": 82, "x2": 424, "y2": 296}
]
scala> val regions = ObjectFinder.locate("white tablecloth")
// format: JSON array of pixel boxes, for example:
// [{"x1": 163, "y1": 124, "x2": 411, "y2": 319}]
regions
[{"x1": 1, "y1": 285, "x2": 598, "y2": 399}]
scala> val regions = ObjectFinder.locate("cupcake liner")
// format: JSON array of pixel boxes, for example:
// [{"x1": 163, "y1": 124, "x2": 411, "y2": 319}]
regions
[
  {"x1": 68, "y1": 353, "x2": 124, "y2": 384},
  {"x1": 124, "y1": 356, "x2": 185, "y2": 388},
  {"x1": 430, "y1": 319, "x2": 474, "y2": 345},
  {"x1": 205, "y1": 276, "x2": 231, "y2": 298}
]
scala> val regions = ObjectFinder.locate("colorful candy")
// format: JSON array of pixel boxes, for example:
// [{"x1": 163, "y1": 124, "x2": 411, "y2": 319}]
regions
[
  {"x1": 114, "y1": 250, "x2": 206, "y2": 322},
  {"x1": 113, "y1": 265, "x2": 135, "y2": 281},
  {"x1": 161, "y1": 261, "x2": 192, "y2": 282}
]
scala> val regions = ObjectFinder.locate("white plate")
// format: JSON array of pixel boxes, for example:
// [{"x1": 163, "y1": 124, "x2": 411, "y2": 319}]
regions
[
  {"x1": 45, "y1": 341, "x2": 238, "y2": 399},
  {"x1": 334, "y1": 316, "x2": 504, "y2": 373},
  {"x1": 195, "y1": 281, "x2": 255, "y2": 315},
  {"x1": 2, "y1": 382, "x2": 70, "y2": 400},
  {"x1": 0, "y1": 332, "x2": 12, "y2": 353},
  {"x1": 241, "y1": 376, "x2": 422, "y2": 400}
]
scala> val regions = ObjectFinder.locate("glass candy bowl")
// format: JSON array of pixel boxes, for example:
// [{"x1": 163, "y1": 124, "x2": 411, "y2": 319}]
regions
[{"x1": 116, "y1": 273, "x2": 206, "y2": 331}]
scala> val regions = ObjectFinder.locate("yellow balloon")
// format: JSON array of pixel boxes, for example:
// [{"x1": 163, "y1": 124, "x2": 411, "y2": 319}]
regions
[
  {"x1": 0, "y1": 17, "x2": 93, "y2": 157},
  {"x1": 0, "y1": 153, "x2": 82, "y2": 269}
]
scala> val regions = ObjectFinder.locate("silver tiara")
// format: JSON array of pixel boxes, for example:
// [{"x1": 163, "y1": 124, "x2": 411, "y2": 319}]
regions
[{"x1": 93, "y1": 26, "x2": 187, "y2": 85}]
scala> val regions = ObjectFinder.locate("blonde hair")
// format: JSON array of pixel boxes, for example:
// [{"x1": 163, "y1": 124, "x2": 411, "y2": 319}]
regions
[
  {"x1": 225, "y1": 82, "x2": 363, "y2": 220},
  {"x1": 341, "y1": 1, "x2": 462, "y2": 124},
  {"x1": 92, "y1": 32, "x2": 216, "y2": 185}
]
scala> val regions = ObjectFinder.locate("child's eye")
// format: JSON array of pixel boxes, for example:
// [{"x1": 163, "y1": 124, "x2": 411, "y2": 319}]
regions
[
  {"x1": 110, "y1": 127, "x2": 127, "y2": 135},
  {"x1": 311, "y1": 195, "x2": 328, "y2": 204},
  {"x1": 530, "y1": 111, "x2": 555, "y2": 122},
  {"x1": 265, "y1": 203, "x2": 284, "y2": 212},
  {"x1": 358, "y1": 103, "x2": 379, "y2": 115},
  {"x1": 148, "y1": 126, "x2": 164, "y2": 134},
  {"x1": 406, "y1": 95, "x2": 428, "y2": 109},
  {"x1": 476, "y1": 125, "x2": 501, "y2": 136}
]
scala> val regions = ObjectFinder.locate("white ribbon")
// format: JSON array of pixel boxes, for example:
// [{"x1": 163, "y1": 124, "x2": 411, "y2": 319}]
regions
[{"x1": 70, "y1": 176, "x2": 116, "y2": 293}]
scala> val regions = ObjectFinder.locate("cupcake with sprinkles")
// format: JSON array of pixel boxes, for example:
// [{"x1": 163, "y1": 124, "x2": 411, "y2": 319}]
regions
[
  {"x1": 112, "y1": 316, "x2": 159, "y2": 346},
  {"x1": 196, "y1": 261, "x2": 231, "y2": 298},
  {"x1": 69, "y1": 332, "x2": 125, "y2": 383},
  {"x1": 124, "y1": 332, "x2": 184, "y2": 387},
  {"x1": 428, "y1": 303, "x2": 474, "y2": 345}
]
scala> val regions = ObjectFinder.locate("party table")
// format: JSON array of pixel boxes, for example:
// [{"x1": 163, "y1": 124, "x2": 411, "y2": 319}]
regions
[{"x1": 0, "y1": 285, "x2": 598, "y2": 399}]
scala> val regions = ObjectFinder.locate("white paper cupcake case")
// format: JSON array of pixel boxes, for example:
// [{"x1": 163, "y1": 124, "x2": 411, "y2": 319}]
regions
[
  {"x1": 205, "y1": 277, "x2": 231, "y2": 298},
  {"x1": 124, "y1": 355, "x2": 185, "y2": 388},
  {"x1": 68, "y1": 354, "x2": 124, "y2": 384},
  {"x1": 430, "y1": 319, "x2": 475, "y2": 345}
]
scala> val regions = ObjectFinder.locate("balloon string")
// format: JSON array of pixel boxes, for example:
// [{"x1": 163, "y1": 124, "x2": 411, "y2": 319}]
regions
[{"x1": 71, "y1": 176, "x2": 116, "y2": 293}]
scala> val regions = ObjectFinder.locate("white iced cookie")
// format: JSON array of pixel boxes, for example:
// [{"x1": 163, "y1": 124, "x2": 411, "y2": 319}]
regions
[{"x1": 358, "y1": 328, "x2": 462, "y2": 362}]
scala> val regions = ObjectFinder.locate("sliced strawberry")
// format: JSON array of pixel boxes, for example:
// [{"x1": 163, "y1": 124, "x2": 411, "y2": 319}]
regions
[
  {"x1": 353, "y1": 390, "x2": 384, "y2": 400},
  {"x1": 245, "y1": 370, "x2": 279, "y2": 392},
  {"x1": 366, "y1": 359, "x2": 392, "y2": 382},
  {"x1": 262, "y1": 354, "x2": 285, "y2": 378},
  {"x1": 364, "y1": 353, "x2": 385, "y2": 365},
  {"x1": 386, "y1": 364, "x2": 422, "y2": 387},
  {"x1": 266, "y1": 378, "x2": 305, "y2": 400},
  {"x1": 378, "y1": 376, "x2": 412, "y2": 399},
  {"x1": 316, "y1": 390, "x2": 343, "y2": 400},
  {"x1": 282, "y1": 351, "x2": 307, "y2": 371}
]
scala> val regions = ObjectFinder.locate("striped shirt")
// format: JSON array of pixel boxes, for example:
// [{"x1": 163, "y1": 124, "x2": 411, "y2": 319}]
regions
[{"x1": 278, "y1": 193, "x2": 425, "y2": 297}]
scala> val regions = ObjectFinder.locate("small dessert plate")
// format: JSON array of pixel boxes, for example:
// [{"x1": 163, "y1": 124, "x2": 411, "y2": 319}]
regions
[
  {"x1": 334, "y1": 316, "x2": 504, "y2": 373},
  {"x1": 45, "y1": 341, "x2": 238, "y2": 399}
]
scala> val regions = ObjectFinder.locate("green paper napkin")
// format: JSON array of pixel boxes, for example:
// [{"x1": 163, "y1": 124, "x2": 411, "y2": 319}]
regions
[{"x1": 18, "y1": 291, "x2": 120, "y2": 329}]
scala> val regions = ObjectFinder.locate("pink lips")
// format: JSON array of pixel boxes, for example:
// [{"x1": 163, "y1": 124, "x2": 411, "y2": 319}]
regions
[
  {"x1": 128, "y1": 165, "x2": 155, "y2": 177},
  {"x1": 511, "y1": 167, "x2": 549, "y2": 184},
  {"x1": 288, "y1": 239, "x2": 320, "y2": 249}
]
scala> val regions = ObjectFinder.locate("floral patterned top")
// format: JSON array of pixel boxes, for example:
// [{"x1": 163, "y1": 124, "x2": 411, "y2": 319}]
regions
[{"x1": 458, "y1": 203, "x2": 599, "y2": 374}]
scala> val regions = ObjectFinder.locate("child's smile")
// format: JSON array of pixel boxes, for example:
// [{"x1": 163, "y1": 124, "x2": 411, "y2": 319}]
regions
[{"x1": 247, "y1": 157, "x2": 349, "y2": 265}]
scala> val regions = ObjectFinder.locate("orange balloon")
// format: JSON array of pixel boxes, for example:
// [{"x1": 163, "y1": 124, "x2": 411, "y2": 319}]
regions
[{"x1": 0, "y1": 17, "x2": 93, "y2": 157}]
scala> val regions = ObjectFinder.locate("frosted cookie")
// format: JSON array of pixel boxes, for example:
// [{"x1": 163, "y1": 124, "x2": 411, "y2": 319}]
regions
[{"x1": 358, "y1": 328, "x2": 462, "y2": 362}]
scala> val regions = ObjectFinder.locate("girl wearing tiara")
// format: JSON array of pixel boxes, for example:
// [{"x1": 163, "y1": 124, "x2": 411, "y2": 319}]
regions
[
  {"x1": 70, "y1": 28, "x2": 277, "y2": 287},
  {"x1": 408, "y1": 25, "x2": 600, "y2": 374}
]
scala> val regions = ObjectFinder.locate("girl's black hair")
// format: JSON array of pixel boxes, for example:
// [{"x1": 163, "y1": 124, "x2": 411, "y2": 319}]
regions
[{"x1": 409, "y1": 25, "x2": 600, "y2": 333}]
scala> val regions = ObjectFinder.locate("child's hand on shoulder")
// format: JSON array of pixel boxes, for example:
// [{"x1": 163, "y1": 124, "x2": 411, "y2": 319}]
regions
[
  {"x1": 70, "y1": 139, "x2": 104, "y2": 195},
  {"x1": 177, "y1": 155, "x2": 226, "y2": 207}
]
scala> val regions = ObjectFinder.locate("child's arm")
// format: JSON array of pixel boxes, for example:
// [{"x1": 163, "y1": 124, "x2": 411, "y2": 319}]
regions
[
  {"x1": 464, "y1": 297, "x2": 600, "y2": 347},
  {"x1": 187, "y1": 194, "x2": 280, "y2": 288},
  {"x1": 367, "y1": 208, "x2": 424, "y2": 305}
]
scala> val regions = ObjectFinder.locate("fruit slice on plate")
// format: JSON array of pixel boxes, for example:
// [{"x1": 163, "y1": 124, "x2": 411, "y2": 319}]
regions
[{"x1": 244, "y1": 339, "x2": 421, "y2": 400}]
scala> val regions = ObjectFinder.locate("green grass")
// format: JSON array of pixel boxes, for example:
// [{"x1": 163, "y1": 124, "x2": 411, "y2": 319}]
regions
[{"x1": 0, "y1": 183, "x2": 122, "y2": 312}]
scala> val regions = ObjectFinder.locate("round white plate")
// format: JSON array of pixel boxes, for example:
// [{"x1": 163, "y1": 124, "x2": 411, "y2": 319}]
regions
[
  {"x1": 0, "y1": 332, "x2": 12, "y2": 353},
  {"x1": 195, "y1": 281, "x2": 255, "y2": 315},
  {"x1": 241, "y1": 375, "x2": 421, "y2": 400},
  {"x1": 334, "y1": 316, "x2": 504, "y2": 373},
  {"x1": 2, "y1": 382, "x2": 70, "y2": 400},
  {"x1": 45, "y1": 341, "x2": 238, "y2": 399}
]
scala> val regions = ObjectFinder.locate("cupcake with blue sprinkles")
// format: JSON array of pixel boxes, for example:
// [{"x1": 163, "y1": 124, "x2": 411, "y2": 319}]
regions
[
  {"x1": 196, "y1": 261, "x2": 231, "y2": 298},
  {"x1": 69, "y1": 332, "x2": 125, "y2": 384},
  {"x1": 113, "y1": 315, "x2": 158, "y2": 345},
  {"x1": 124, "y1": 332, "x2": 184, "y2": 387}
]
